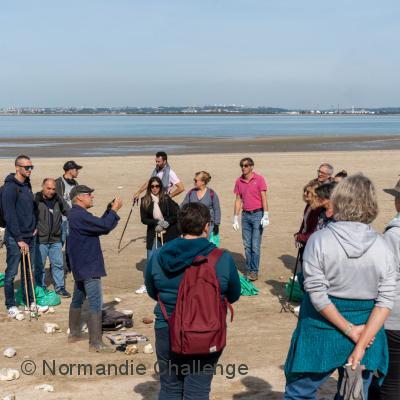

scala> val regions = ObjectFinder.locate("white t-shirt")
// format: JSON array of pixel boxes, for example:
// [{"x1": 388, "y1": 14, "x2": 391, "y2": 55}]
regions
[{"x1": 156, "y1": 168, "x2": 180, "y2": 193}]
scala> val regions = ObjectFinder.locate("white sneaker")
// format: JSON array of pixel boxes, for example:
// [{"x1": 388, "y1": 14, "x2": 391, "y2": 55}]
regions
[
  {"x1": 8, "y1": 306, "x2": 22, "y2": 319},
  {"x1": 25, "y1": 303, "x2": 49, "y2": 313},
  {"x1": 135, "y1": 285, "x2": 147, "y2": 294}
]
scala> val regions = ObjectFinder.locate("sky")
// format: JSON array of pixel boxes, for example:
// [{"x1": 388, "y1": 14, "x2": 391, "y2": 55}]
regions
[{"x1": 1, "y1": 1, "x2": 399, "y2": 108}]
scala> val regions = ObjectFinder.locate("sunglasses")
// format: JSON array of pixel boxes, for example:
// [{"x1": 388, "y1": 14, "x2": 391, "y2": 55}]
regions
[
  {"x1": 240, "y1": 164, "x2": 250, "y2": 168},
  {"x1": 17, "y1": 165, "x2": 34, "y2": 171},
  {"x1": 151, "y1": 184, "x2": 160, "y2": 188}
]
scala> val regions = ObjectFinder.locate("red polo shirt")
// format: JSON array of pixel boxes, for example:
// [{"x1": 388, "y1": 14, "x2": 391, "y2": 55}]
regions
[{"x1": 234, "y1": 172, "x2": 268, "y2": 211}]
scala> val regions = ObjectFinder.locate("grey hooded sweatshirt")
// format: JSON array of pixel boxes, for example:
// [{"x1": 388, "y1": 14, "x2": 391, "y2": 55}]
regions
[
  {"x1": 383, "y1": 215, "x2": 400, "y2": 330},
  {"x1": 303, "y1": 221, "x2": 396, "y2": 312}
]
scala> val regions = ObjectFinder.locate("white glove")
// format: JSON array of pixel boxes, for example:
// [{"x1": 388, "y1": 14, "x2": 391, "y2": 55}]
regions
[
  {"x1": 232, "y1": 215, "x2": 240, "y2": 231},
  {"x1": 260, "y1": 211, "x2": 270, "y2": 228}
]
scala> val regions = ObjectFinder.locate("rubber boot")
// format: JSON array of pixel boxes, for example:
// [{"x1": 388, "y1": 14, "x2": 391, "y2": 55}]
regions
[
  {"x1": 88, "y1": 312, "x2": 115, "y2": 353},
  {"x1": 68, "y1": 307, "x2": 85, "y2": 343}
]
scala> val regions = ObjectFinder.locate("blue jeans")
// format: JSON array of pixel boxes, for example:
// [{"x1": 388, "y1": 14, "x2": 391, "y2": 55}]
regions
[
  {"x1": 70, "y1": 278, "x2": 103, "y2": 313},
  {"x1": 155, "y1": 327, "x2": 221, "y2": 400},
  {"x1": 35, "y1": 242, "x2": 64, "y2": 290},
  {"x1": 4, "y1": 233, "x2": 35, "y2": 308},
  {"x1": 241, "y1": 210, "x2": 263, "y2": 274},
  {"x1": 284, "y1": 368, "x2": 373, "y2": 399}
]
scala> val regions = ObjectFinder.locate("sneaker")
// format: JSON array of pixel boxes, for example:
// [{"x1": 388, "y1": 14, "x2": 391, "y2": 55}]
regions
[
  {"x1": 8, "y1": 306, "x2": 21, "y2": 319},
  {"x1": 135, "y1": 285, "x2": 147, "y2": 294},
  {"x1": 248, "y1": 272, "x2": 258, "y2": 281},
  {"x1": 27, "y1": 303, "x2": 49, "y2": 314},
  {"x1": 56, "y1": 287, "x2": 71, "y2": 298}
]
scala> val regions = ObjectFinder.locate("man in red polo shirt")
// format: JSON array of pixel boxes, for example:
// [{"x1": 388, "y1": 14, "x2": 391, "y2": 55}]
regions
[{"x1": 233, "y1": 157, "x2": 269, "y2": 281}]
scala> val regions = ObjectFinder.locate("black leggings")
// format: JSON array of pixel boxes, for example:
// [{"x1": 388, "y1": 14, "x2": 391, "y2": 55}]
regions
[{"x1": 369, "y1": 330, "x2": 400, "y2": 400}]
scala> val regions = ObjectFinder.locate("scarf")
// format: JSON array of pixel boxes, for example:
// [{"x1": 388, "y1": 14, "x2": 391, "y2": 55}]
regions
[
  {"x1": 151, "y1": 164, "x2": 171, "y2": 191},
  {"x1": 151, "y1": 194, "x2": 164, "y2": 221}
]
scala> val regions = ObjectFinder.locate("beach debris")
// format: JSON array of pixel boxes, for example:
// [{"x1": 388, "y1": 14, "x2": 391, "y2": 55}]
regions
[
  {"x1": 120, "y1": 309, "x2": 133, "y2": 317},
  {"x1": 143, "y1": 343, "x2": 153, "y2": 354},
  {"x1": 294, "y1": 306, "x2": 300, "y2": 317},
  {"x1": 81, "y1": 322, "x2": 88, "y2": 333},
  {"x1": 15, "y1": 313, "x2": 25, "y2": 321},
  {"x1": 117, "y1": 186, "x2": 123, "y2": 189},
  {"x1": 48, "y1": 307, "x2": 55, "y2": 314},
  {"x1": 0, "y1": 368, "x2": 20, "y2": 381},
  {"x1": 3, "y1": 348, "x2": 16, "y2": 358},
  {"x1": 124, "y1": 344, "x2": 139, "y2": 355},
  {"x1": 34, "y1": 384, "x2": 54, "y2": 392},
  {"x1": 43, "y1": 322, "x2": 61, "y2": 334},
  {"x1": 106, "y1": 332, "x2": 149, "y2": 345},
  {"x1": 142, "y1": 317, "x2": 154, "y2": 324},
  {"x1": 67, "y1": 328, "x2": 70, "y2": 334},
  {"x1": 114, "y1": 297, "x2": 122, "y2": 303},
  {"x1": 2, "y1": 394, "x2": 16, "y2": 400}
]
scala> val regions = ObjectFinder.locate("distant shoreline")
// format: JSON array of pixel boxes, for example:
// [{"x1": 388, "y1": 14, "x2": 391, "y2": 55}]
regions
[{"x1": 0, "y1": 134, "x2": 399, "y2": 158}]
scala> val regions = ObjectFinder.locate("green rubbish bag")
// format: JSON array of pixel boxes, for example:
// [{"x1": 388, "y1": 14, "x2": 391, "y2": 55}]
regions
[
  {"x1": 209, "y1": 232, "x2": 220, "y2": 247},
  {"x1": 239, "y1": 273, "x2": 259, "y2": 296},
  {"x1": 285, "y1": 276, "x2": 303, "y2": 303},
  {"x1": 16, "y1": 285, "x2": 61, "y2": 307},
  {"x1": 0, "y1": 272, "x2": 4, "y2": 288}
]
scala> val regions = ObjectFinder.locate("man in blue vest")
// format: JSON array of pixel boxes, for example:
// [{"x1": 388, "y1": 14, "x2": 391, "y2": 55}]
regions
[{"x1": 67, "y1": 185, "x2": 122, "y2": 353}]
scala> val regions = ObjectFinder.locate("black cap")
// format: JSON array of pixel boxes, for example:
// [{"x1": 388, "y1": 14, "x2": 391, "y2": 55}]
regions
[
  {"x1": 63, "y1": 160, "x2": 83, "y2": 171},
  {"x1": 69, "y1": 185, "x2": 94, "y2": 200}
]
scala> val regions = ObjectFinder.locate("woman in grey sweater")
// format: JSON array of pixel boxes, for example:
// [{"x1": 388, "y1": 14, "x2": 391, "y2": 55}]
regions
[
  {"x1": 284, "y1": 174, "x2": 397, "y2": 400},
  {"x1": 181, "y1": 171, "x2": 221, "y2": 238}
]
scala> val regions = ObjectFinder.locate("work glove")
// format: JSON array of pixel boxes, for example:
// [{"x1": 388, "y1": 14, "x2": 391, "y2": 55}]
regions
[
  {"x1": 158, "y1": 220, "x2": 169, "y2": 229},
  {"x1": 155, "y1": 224, "x2": 164, "y2": 233},
  {"x1": 260, "y1": 211, "x2": 270, "y2": 228},
  {"x1": 232, "y1": 216, "x2": 240, "y2": 231},
  {"x1": 213, "y1": 224, "x2": 219, "y2": 235},
  {"x1": 295, "y1": 241, "x2": 304, "y2": 249}
]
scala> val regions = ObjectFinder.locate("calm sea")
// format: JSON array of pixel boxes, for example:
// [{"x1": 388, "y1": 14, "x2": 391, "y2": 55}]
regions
[{"x1": 1, "y1": 114, "x2": 400, "y2": 138}]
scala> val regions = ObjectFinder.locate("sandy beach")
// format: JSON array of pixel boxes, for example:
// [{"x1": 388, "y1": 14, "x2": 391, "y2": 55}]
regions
[{"x1": 0, "y1": 148, "x2": 398, "y2": 399}]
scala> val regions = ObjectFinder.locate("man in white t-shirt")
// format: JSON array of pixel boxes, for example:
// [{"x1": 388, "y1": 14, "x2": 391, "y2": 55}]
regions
[{"x1": 133, "y1": 152, "x2": 184, "y2": 201}]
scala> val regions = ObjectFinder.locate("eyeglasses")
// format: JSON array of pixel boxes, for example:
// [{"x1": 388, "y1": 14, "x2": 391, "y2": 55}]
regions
[
  {"x1": 240, "y1": 164, "x2": 251, "y2": 168},
  {"x1": 17, "y1": 165, "x2": 34, "y2": 171},
  {"x1": 317, "y1": 169, "x2": 329, "y2": 175},
  {"x1": 151, "y1": 184, "x2": 160, "y2": 188}
]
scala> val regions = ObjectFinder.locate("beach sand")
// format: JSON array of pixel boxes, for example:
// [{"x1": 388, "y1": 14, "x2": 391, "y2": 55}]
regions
[{"x1": 0, "y1": 149, "x2": 398, "y2": 399}]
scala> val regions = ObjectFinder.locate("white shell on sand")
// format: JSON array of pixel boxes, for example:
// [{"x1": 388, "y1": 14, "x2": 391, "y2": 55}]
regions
[
  {"x1": 3, "y1": 348, "x2": 16, "y2": 358},
  {"x1": 2, "y1": 394, "x2": 16, "y2": 400},
  {"x1": 34, "y1": 384, "x2": 54, "y2": 392},
  {"x1": 0, "y1": 368, "x2": 20, "y2": 381},
  {"x1": 117, "y1": 186, "x2": 123, "y2": 189},
  {"x1": 114, "y1": 297, "x2": 122, "y2": 303},
  {"x1": 48, "y1": 307, "x2": 55, "y2": 314},
  {"x1": 15, "y1": 313, "x2": 25, "y2": 321},
  {"x1": 143, "y1": 343, "x2": 153, "y2": 354},
  {"x1": 43, "y1": 323, "x2": 61, "y2": 334},
  {"x1": 125, "y1": 345, "x2": 139, "y2": 355}
]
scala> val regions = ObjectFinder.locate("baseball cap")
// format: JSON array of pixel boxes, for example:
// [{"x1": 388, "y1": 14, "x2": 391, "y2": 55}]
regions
[
  {"x1": 63, "y1": 160, "x2": 83, "y2": 171},
  {"x1": 383, "y1": 179, "x2": 400, "y2": 197},
  {"x1": 69, "y1": 185, "x2": 94, "y2": 200}
]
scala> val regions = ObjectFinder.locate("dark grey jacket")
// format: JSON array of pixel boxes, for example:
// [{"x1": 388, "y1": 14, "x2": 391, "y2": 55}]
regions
[{"x1": 34, "y1": 192, "x2": 68, "y2": 244}]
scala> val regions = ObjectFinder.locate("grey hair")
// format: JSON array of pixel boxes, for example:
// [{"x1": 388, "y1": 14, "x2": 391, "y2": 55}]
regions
[
  {"x1": 319, "y1": 163, "x2": 334, "y2": 176},
  {"x1": 331, "y1": 173, "x2": 378, "y2": 224}
]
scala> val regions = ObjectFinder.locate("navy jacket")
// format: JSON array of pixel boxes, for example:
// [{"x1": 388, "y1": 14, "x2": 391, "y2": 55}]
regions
[
  {"x1": 2, "y1": 173, "x2": 36, "y2": 242},
  {"x1": 67, "y1": 204, "x2": 120, "y2": 281}
]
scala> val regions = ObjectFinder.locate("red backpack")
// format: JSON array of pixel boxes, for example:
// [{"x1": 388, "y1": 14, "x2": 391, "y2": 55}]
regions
[{"x1": 158, "y1": 248, "x2": 234, "y2": 355}]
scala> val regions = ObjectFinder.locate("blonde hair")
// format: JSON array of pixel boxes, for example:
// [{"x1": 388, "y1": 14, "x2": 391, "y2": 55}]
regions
[
  {"x1": 195, "y1": 171, "x2": 211, "y2": 185},
  {"x1": 303, "y1": 180, "x2": 320, "y2": 209},
  {"x1": 331, "y1": 173, "x2": 378, "y2": 224}
]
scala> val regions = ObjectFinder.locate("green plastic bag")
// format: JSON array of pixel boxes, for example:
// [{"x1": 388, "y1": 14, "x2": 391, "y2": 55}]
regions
[
  {"x1": 239, "y1": 273, "x2": 259, "y2": 296},
  {"x1": 16, "y1": 285, "x2": 61, "y2": 307},
  {"x1": 209, "y1": 232, "x2": 220, "y2": 247},
  {"x1": 284, "y1": 277, "x2": 303, "y2": 302},
  {"x1": 0, "y1": 272, "x2": 4, "y2": 288}
]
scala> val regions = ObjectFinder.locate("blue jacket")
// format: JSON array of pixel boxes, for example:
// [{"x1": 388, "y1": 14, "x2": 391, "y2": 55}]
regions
[
  {"x1": 145, "y1": 237, "x2": 241, "y2": 329},
  {"x1": 2, "y1": 173, "x2": 36, "y2": 242},
  {"x1": 67, "y1": 204, "x2": 120, "y2": 281}
]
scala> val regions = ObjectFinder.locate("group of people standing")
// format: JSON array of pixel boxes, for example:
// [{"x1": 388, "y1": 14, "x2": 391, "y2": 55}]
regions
[{"x1": 286, "y1": 163, "x2": 400, "y2": 400}]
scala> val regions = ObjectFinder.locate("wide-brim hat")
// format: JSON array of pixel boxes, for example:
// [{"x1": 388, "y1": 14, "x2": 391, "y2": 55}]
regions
[{"x1": 383, "y1": 179, "x2": 400, "y2": 197}]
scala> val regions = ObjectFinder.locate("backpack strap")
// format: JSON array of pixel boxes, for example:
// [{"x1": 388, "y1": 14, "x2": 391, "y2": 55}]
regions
[
  {"x1": 206, "y1": 248, "x2": 234, "y2": 322},
  {"x1": 157, "y1": 293, "x2": 170, "y2": 322},
  {"x1": 209, "y1": 188, "x2": 214, "y2": 201},
  {"x1": 187, "y1": 188, "x2": 195, "y2": 204}
]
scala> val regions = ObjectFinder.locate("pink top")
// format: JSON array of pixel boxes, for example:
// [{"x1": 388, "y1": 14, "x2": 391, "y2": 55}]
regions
[{"x1": 234, "y1": 172, "x2": 268, "y2": 211}]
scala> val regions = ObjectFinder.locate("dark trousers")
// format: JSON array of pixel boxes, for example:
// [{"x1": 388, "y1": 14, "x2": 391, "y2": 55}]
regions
[
  {"x1": 155, "y1": 327, "x2": 221, "y2": 400},
  {"x1": 369, "y1": 330, "x2": 400, "y2": 400},
  {"x1": 4, "y1": 233, "x2": 35, "y2": 308}
]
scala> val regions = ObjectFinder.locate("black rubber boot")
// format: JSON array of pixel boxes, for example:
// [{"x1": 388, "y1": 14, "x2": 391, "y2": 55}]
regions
[
  {"x1": 88, "y1": 312, "x2": 115, "y2": 353},
  {"x1": 68, "y1": 307, "x2": 85, "y2": 343}
]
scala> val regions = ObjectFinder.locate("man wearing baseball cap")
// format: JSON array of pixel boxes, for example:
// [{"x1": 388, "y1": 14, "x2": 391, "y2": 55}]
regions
[
  {"x1": 55, "y1": 160, "x2": 83, "y2": 211},
  {"x1": 67, "y1": 185, "x2": 122, "y2": 353}
]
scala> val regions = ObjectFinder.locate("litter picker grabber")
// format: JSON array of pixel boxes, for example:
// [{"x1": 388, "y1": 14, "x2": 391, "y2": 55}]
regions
[
  {"x1": 21, "y1": 249, "x2": 38, "y2": 320},
  {"x1": 118, "y1": 199, "x2": 138, "y2": 253},
  {"x1": 280, "y1": 248, "x2": 301, "y2": 313}
]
